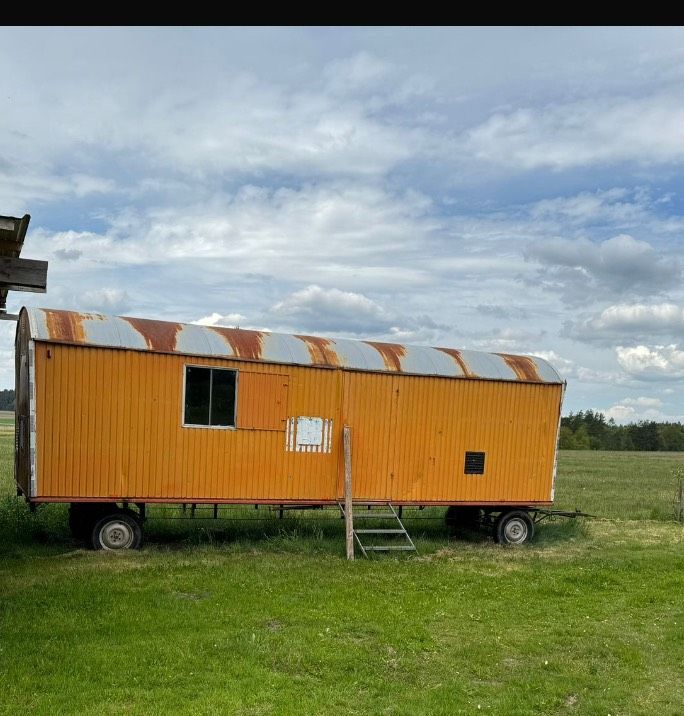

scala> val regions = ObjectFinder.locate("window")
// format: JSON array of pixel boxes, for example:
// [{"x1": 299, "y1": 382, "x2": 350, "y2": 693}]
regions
[
  {"x1": 464, "y1": 451, "x2": 485, "y2": 475},
  {"x1": 184, "y1": 366, "x2": 237, "y2": 428}
]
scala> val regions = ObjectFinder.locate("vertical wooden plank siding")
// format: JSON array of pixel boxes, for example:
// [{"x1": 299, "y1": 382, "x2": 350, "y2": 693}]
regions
[
  {"x1": 342, "y1": 372, "x2": 394, "y2": 501},
  {"x1": 34, "y1": 342, "x2": 562, "y2": 505},
  {"x1": 342, "y1": 371, "x2": 562, "y2": 504}
]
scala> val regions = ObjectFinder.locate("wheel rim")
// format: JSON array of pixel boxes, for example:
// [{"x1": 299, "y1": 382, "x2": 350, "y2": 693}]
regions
[
  {"x1": 503, "y1": 517, "x2": 528, "y2": 544},
  {"x1": 99, "y1": 520, "x2": 134, "y2": 550}
]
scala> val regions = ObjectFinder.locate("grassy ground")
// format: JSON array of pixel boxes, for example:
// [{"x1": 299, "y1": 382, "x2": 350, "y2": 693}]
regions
[
  {"x1": 0, "y1": 411, "x2": 13, "y2": 433},
  {"x1": 1, "y1": 436, "x2": 683, "y2": 715},
  {"x1": 554, "y1": 450, "x2": 684, "y2": 520}
]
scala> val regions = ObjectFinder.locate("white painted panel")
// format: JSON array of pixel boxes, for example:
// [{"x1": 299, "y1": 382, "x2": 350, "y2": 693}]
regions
[{"x1": 296, "y1": 416, "x2": 323, "y2": 446}]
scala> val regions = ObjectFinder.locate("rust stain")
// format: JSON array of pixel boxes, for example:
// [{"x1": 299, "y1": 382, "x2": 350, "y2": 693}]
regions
[
  {"x1": 497, "y1": 353, "x2": 542, "y2": 382},
  {"x1": 364, "y1": 341, "x2": 406, "y2": 372},
  {"x1": 435, "y1": 347, "x2": 476, "y2": 378},
  {"x1": 44, "y1": 309, "x2": 87, "y2": 344},
  {"x1": 210, "y1": 327, "x2": 264, "y2": 360},
  {"x1": 295, "y1": 335, "x2": 340, "y2": 366},
  {"x1": 123, "y1": 317, "x2": 182, "y2": 353}
]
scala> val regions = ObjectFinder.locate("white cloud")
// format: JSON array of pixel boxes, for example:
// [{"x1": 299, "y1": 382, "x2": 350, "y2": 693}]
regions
[
  {"x1": 532, "y1": 350, "x2": 575, "y2": 374},
  {"x1": 573, "y1": 367, "x2": 627, "y2": 385},
  {"x1": 603, "y1": 404, "x2": 639, "y2": 423},
  {"x1": 323, "y1": 51, "x2": 393, "y2": 94},
  {"x1": 0, "y1": 173, "x2": 112, "y2": 213},
  {"x1": 467, "y1": 327, "x2": 548, "y2": 353},
  {"x1": 528, "y1": 187, "x2": 653, "y2": 228},
  {"x1": 270, "y1": 284, "x2": 448, "y2": 342},
  {"x1": 464, "y1": 93, "x2": 684, "y2": 170},
  {"x1": 79, "y1": 288, "x2": 131, "y2": 314},
  {"x1": 526, "y1": 234, "x2": 679, "y2": 303},
  {"x1": 474, "y1": 304, "x2": 529, "y2": 319},
  {"x1": 621, "y1": 396, "x2": 663, "y2": 408},
  {"x1": 272, "y1": 285, "x2": 390, "y2": 332},
  {"x1": 27, "y1": 185, "x2": 437, "y2": 286},
  {"x1": 616, "y1": 344, "x2": 684, "y2": 380},
  {"x1": 0, "y1": 45, "x2": 435, "y2": 209},
  {"x1": 566, "y1": 303, "x2": 684, "y2": 344},
  {"x1": 602, "y1": 396, "x2": 675, "y2": 424},
  {"x1": 53, "y1": 248, "x2": 82, "y2": 261},
  {"x1": 527, "y1": 351, "x2": 626, "y2": 387},
  {"x1": 194, "y1": 312, "x2": 248, "y2": 327},
  {"x1": 3, "y1": 27, "x2": 684, "y2": 419}
]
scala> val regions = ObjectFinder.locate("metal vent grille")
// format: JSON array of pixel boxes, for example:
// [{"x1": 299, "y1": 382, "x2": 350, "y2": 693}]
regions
[{"x1": 464, "y1": 451, "x2": 485, "y2": 475}]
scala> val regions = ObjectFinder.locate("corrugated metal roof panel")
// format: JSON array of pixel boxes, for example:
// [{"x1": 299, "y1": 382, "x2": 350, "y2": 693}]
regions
[
  {"x1": 466, "y1": 351, "x2": 516, "y2": 381},
  {"x1": 23, "y1": 307, "x2": 564, "y2": 384}
]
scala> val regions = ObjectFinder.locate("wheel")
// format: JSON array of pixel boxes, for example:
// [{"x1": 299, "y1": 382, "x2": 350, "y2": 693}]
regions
[
  {"x1": 69, "y1": 503, "x2": 109, "y2": 541},
  {"x1": 91, "y1": 512, "x2": 142, "y2": 551},
  {"x1": 445, "y1": 506, "x2": 482, "y2": 534},
  {"x1": 495, "y1": 510, "x2": 534, "y2": 545}
]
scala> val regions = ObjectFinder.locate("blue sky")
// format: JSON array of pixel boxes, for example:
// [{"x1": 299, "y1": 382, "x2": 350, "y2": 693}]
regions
[{"x1": 2, "y1": 26, "x2": 684, "y2": 422}]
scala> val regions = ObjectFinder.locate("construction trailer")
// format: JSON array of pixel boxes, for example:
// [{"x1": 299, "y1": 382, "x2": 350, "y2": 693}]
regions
[{"x1": 15, "y1": 307, "x2": 565, "y2": 551}]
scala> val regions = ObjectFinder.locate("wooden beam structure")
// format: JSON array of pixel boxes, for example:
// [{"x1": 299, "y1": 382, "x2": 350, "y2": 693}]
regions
[
  {"x1": 0, "y1": 214, "x2": 47, "y2": 316},
  {"x1": 0, "y1": 257, "x2": 47, "y2": 293}
]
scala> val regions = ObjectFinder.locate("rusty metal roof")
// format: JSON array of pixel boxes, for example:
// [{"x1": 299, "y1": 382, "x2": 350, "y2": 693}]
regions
[{"x1": 23, "y1": 307, "x2": 564, "y2": 384}]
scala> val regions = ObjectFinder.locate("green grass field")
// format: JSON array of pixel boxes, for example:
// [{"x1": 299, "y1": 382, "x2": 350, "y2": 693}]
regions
[
  {"x1": 0, "y1": 411, "x2": 14, "y2": 434},
  {"x1": 1, "y1": 434, "x2": 683, "y2": 715}
]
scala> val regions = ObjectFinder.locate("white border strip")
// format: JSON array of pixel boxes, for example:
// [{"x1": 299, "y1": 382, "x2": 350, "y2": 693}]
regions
[{"x1": 28, "y1": 339, "x2": 37, "y2": 498}]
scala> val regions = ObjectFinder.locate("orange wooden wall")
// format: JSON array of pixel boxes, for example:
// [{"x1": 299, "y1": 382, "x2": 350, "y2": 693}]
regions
[{"x1": 34, "y1": 341, "x2": 562, "y2": 505}]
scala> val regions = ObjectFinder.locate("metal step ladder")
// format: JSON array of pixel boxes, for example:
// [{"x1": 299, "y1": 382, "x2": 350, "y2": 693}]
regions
[{"x1": 338, "y1": 501, "x2": 417, "y2": 558}]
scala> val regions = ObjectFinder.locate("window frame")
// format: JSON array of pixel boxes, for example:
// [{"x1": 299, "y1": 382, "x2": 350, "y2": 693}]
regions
[{"x1": 181, "y1": 363, "x2": 238, "y2": 430}]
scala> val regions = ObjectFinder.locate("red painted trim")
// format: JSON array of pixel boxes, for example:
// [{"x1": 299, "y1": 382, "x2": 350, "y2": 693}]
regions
[{"x1": 28, "y1": 496, "x2": 554, "y2": 508}]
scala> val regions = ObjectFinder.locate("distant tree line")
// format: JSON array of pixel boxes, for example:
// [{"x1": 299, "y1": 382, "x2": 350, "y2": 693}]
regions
[
  {"x1": 0, "y1": 389, "x2": 680, "y2": 450},
  {"x1": 0, "y1": 389, "x2": 14, "y2": 411},
  {"x1": 561, "y1": 410, "x2": 684, "y2": 451}
]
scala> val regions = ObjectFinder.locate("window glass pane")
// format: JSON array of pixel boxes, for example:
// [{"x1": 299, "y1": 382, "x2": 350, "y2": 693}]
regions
[
  {"x1": 211, "y1": 369, "x2": 236, "y2": 426},
  {"x1": 185, "y1": 367, "x2": 211, "y2": 425}
]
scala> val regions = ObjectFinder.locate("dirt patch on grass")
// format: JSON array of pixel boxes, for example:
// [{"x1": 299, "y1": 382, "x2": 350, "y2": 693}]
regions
[
  {"x1": 173, "y1": 590, "x2": 211, "y2": 601},
  {"x1": 265, "y1": 619, "x2": 283, "y2": 632},
  {"x1": 587, "y1": 519, "x2": 684, "y2": 546}
]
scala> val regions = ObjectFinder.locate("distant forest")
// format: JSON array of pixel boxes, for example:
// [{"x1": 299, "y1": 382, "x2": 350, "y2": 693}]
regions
[
  {"x1": 0, "y1": 389, "x2": 14, "y2": 411},
  {"x1": 561, "y1": 410, "x2": 684, "y2": 451}
]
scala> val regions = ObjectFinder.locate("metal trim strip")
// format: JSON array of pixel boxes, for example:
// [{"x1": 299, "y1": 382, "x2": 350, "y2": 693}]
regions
[{"x1": 28, "y1": 339, "x2": 37, "y2": 497}]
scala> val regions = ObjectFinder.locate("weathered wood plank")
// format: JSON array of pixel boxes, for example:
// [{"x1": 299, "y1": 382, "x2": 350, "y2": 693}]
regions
[
  {"x1": 15, "y1": 214, "x2": 30, "y2": 246},
  {"x1": 0, "y1": 239, "x2": 28, "y2": 252},
  {"x1": 0, "y1": 214, "x2": 30, "y2": 250},
  {"x1": 343, "y1": 425, "x2": 354, "y2": 561},
  {"x1": 0, "y1": 256, "x2": 48, "y2": 292}
]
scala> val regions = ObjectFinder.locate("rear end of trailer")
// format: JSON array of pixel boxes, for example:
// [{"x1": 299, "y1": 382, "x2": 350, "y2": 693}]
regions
[{"x1": 342, "y1": 347, "x2": 566, "y2": 545}]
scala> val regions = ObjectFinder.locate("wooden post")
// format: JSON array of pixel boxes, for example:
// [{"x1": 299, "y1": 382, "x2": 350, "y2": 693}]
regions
[
  {"x1": 678, "y1": 479, "x2": 684, "y2": 523},
  {"x1": 343, "y1": 425, "x2": 354, "y2": 560}
]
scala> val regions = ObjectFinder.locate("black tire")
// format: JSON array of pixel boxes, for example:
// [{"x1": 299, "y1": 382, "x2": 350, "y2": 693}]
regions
[
  {"x1": 68, "y1": 505, "x2": 88, "y2": 540},
  {"x1": 91, "y1": 511, "x2": 143, "y2": 551},
  {"x1": 69, "y1": 503, "x2": 109, "y2": 542},
  {"x1": 495, "y1": 510, "x2": 534, "y2": 545},
  {"x1": 445, "y1": 506, "x2": 482, "y2": 534}
]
